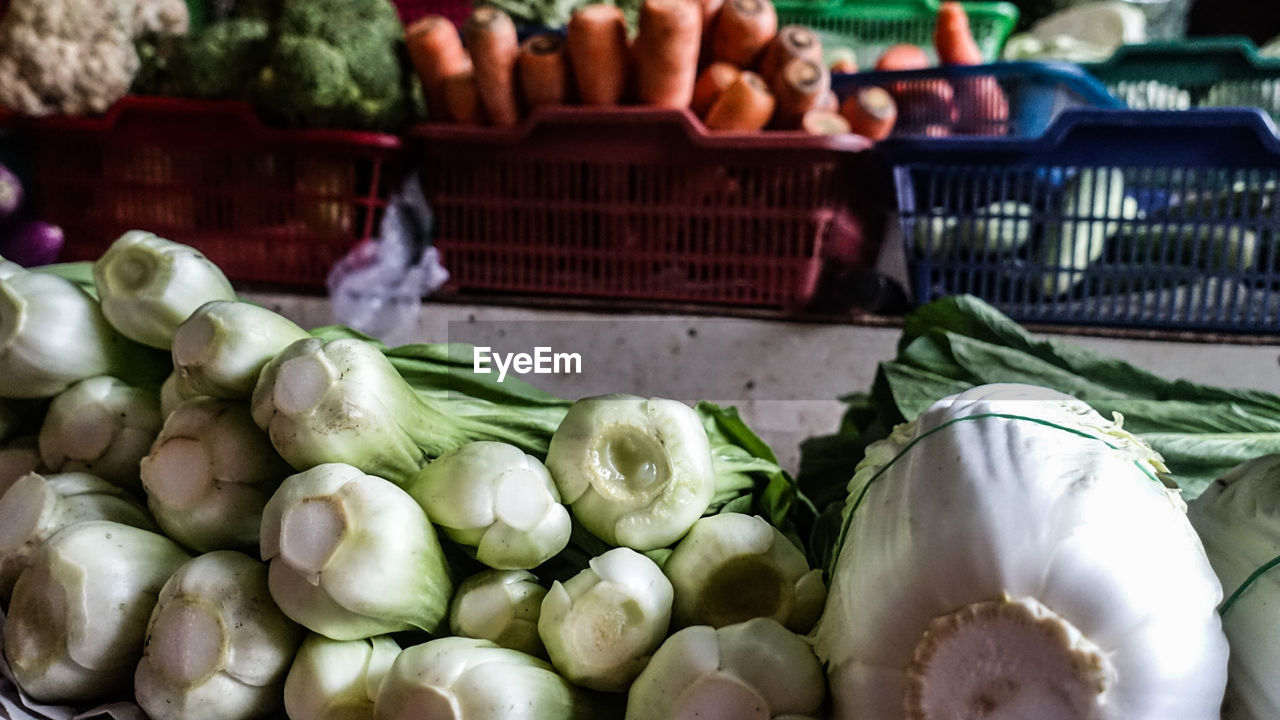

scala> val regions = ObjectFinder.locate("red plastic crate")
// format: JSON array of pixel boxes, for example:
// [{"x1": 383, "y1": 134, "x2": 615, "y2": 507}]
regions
[
  {"x1": 8, "y1": 96, "x2": 404, "y2": 289},
  {"x1": 394, "y1": 0, "x2": 472, "y2": 26},
  {"x1": 411, "y1": 107, "x2": 887, "y2": 310}
]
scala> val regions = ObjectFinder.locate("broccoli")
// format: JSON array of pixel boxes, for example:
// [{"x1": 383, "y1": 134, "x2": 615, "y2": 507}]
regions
[
  {"x1": 252, "y1": 0, "x2": 413, "y2": 131},
  {"x1": 134, "y1": 18, "x2": 271, "y2": 98}
]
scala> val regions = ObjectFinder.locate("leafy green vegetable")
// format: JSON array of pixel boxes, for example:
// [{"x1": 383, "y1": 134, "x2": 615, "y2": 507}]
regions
[{"x1": 801, "y1": 295, "x2": 1280, "y2": 510}]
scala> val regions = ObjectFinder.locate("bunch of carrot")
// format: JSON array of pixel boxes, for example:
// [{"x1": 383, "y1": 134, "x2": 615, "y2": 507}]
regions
[
  {"x1": 404, "y1": 0, "x2": 892, "y2": 137},
  {"x1": 861, "y1": 1, "x2": 1009, "y2": 137}
]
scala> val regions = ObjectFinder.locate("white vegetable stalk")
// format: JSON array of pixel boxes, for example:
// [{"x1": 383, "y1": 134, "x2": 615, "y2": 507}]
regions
[
  {"x1": 662, "y1": 512, "x2": 826, "y2": 633},
  {"x1": 1187, "y1": 454, "x2": 1280, "y2": 720},
  {"x1": 814, "y1": 384, "x2": 1229, "y2": 720},
  {"x1": 449, "y1": 569, "x2": 548, "y2": 658},
  {"x1": 161, "y1": 368, "x2": 205, "y2": 418},
  {"x1": 141, "y1": 397, "x2": 293, "y2": 552},
  {"x1": 374, "y1": 636, "x2": 604, "y2": 720},
  {"x1": 172, "y1": 300, "x2": 310, "y2": 399},
  {"x1": 409, "y1": 441, "x2": 571, "y2": 570},
  {"x1": 545, "y1": 394, "x2": 716, "y2": 551},
  {"x1": 259, "y1": 463, "x2": 454, "y2": 640},
  {"x1": 0, "y1": 471, "x2": 156, "y2": 603},
  {"x1": 538, "y1": 546, "x2": 673, "y2": 692},
  {"x1": 93, "y1": 231, "x2": 237, "y2": 349},
  {"x1": 284, "y1": 634, "x2": 402, "y2": 720},
  {"x1": 3, "y1": 520, "x2": 191, "y2": 703},
  {"x1": 38, "y1": 375, "x2": 163, "y2": 494},
  {"x1": 0, "y1": 268, "x2": 151, "y2": 399},
  {"x1": 252, "y1": 338, "x2": 490, "y2": 485},
  {"x1": 0, "y1": 435, "x2": 42, "y2": 496},
  {"x1": 625, "y1": 617, "x2": 826, "y2": 720},
  {"x1": 135, "y1": 550, "x2": 304, "y2": 720}
]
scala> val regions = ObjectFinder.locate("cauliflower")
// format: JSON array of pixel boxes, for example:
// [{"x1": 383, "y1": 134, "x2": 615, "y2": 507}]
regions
[{"x1": 0, "y1": 0, "x2": 188, "y2": 117}]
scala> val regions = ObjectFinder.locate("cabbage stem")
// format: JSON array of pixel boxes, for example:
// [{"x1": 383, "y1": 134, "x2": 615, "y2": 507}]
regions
[{"x1": 904, "y1": 597, "x2": 1114, "y2": 720}]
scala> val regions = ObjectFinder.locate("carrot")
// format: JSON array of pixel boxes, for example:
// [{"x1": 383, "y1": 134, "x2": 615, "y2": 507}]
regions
[
  {"x1": 758, "y1": 24, "x2": 823, "y2": 85},
  {"x1": 934, "y1": 1, "x2": 984, "y2": 65},
  {"x1": 519, "y1": 32, "x2": 571, "y2": 108},
  {"x1": 692, "y1": 61, "x2": 741, "y2": 117},
  {"x1": 801, "y1": 109, "x2": 851, "y2": 135},
  {"x1": 815, "y1": 88, "x2": 839, "y2": 113},
  {"x1": 567, "y1": 4, "x2": 631, "y2": 106},
  {"x1": 710, "y1": 0, "x2": 777, "y2": 67},
  {"x1": 874, "y1": 43, "x2": 929, "y2": 71},
  {"x1": 828, "y1": 47, "x2": 858, "y2": 74},
  {"x1": 892, "y1": 80, "x2": 956, "y2": 128},
  {"x1": 404, "y1": 15, "x2": 470, "y2": 121},
  {"x1": 953, "y1": 75, "x2": 1010, "y2": 134},
  {"x1": 840, "y1": 85, "x2": 897, "y2": 141},
  {"x1": 442, "y1": 65, "x2": 482, "y2": 124},
  {"x1": 704, "y1": 70, "x2": 775, "y2": 131},
  {"x1": 634, "y1": 0, "x2": 702, "y2": 108},
  {"x1": 464, "y1": 7, "x2": 521, "y2": 127},
  {"x1": 771, "y1": 56, "x2": 829, "y2": 129}
]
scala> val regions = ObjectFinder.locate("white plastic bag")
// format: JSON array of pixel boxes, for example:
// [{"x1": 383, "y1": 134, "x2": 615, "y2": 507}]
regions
[{"x1": 327, "y1": 172, "x2": 450, "y2": 346}]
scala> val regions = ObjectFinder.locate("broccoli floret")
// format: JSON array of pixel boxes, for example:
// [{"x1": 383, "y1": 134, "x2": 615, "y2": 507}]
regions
[
  {"x1": 252, "y1": 0, "x2": 411, "y2": 131},
  {"x1": 174, "y1": 18, "x2": 271, "y2": 97}
]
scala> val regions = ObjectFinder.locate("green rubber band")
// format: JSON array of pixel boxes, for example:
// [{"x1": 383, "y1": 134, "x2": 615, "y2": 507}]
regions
[
  {"x1": 828, "y1": 411, "x2": 1162, "y2": 576},
  {"x1": 1219, "y1": 554, "x2": 1280, "y2": 617}
]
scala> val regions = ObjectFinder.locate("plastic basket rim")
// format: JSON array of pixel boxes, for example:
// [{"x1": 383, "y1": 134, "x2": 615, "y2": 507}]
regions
[
  {"x1": 833, "y1": 60, "x2": 1125, "y2": 109},
  {"x1": 4, "y1": 95, "x2": 405, "y2": 151},
  {"x1": 408, "y1": 105, "x2": 876, "y2": 153},
  {"x1": 877, "y1": 107, "x2": 1280, "y2": 162},
  {"x1": 1084, "y1": 35, "x2": 1280, "y2": 82},
  {"x1": 773, "y1": 0, "x2": 1019, "y2": 22}
]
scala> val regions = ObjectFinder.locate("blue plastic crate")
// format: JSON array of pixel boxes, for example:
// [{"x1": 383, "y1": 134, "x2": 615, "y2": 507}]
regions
[
  {"x1": 832, "y1": 61, "x2": 1122, "y2": 139},
  {"x1": 883, "y1": 108, "x2": 1280, "y2": 332}
]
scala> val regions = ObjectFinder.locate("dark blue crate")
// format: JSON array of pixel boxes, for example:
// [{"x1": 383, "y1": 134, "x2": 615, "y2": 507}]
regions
[
  {"x1": 882, "y1": 108, "x2": 1280, "y2": 333},
  {"x1": 832, "y1": 61, "x2": 1122, "y2": 139}
]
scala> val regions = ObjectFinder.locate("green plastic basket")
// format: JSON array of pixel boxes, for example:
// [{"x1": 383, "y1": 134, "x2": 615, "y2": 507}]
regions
[
  {"x1": 775, "y1": 0, "x2": 1020, "y2": 70},
  {"x1": 1084, "y1": 37, "x2": 1280, "y2": 125}
]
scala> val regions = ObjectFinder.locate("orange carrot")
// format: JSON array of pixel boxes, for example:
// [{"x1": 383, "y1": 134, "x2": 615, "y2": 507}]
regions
[
  {"x1": 519, "y1": 32, "x2": 571, "y2": 108},
  {"x1": 692, "y1": 61, "x2": 741, "y2": 117},
  {"x1": 704, "y1": 70, "x2": 775, "y2": 131},
  {"x1": 404, "y1": 16, "x2": 470, "y2": 121},
  {"x1": 771, "y1": 56, "x2": 829, "y2": 129},
  {"x1": 818, "y1": 90, "x2": 843, "y2": 115},
  {"x1": 815, "y1": 88, "x2": 839, "y2": 113},
  {"x1": 634, "y1": 0, "x2": 703, "y2": 108},
  {"x1": 464, "y1": 7, "x2": 521, "y2": 127},
  {"x1": 801, "y1": 109, "x2": 851, "y2": 135},
  {"x1": 442, "y1": 65, "x2": 482, "y2": 124},
  {"x1": 892, "y1": 80, "x2": 956, "y2": 127},
  {"x1": 567, "y1": 4, "x2": 631, "y2": 105},
  {"x1": 953, "y1": 75, "x2": 1010, "y2": 134},
  {"x1": 711, "y1": 0, "x2": 777, "y2": 67},
  {"x1": 840, "y1": 85, "x2": 897, "y2": 141},
  {"x1": 934, "y1": 1, "x2": 984, "y2": 65},
  {"x1": 828, "y1": 47, "x2": 858, "y2": 74},
  {"x1": 875, "y1": 43, "x2": 929, "y2": 71},
  {"x1": 758, "y1": 24, "x2": 823, "y2": 84}
]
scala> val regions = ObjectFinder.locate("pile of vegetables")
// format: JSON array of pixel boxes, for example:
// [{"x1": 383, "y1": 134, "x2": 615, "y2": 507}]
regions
[
  {"x1": 0, "y1": 230, "x2": 828, "y2": 719},
  {"x1": 404, "y1": 0, "x2": 989, "y2": 137},
  {"x1": 3, "y1": 228, "x2": 1278, "y2": 718},
  {"x1": 800, "y1": 294, "x2": 1280, "y2": 719},
  {"x1": 132, "y1": 0, "x2": 421, "y2": 131}
]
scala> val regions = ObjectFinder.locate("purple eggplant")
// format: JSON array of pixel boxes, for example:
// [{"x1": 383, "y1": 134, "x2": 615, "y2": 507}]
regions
[
  {"x1": 0, "y1": 163, "x2": 21, "y2": 224},
  {"x1": 0, "y1": 220, "x2": 64, "y2": 267}
]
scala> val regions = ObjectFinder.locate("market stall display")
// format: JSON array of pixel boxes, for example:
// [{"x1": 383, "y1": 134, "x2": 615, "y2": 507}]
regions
[{"x1": 5, "y1": 0, "x2": 1280, "y2": 715}]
